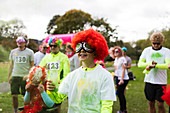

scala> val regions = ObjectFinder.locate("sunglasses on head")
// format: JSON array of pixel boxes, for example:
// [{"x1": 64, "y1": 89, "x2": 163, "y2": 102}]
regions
[
  {"x1": 152, "y1": 42, "x2": 161, "y2": 45},
  {"x1": 49, "y1": 45, "x2": 58, "y2": 48},
  {"x1": 76, "y1": 42, "x2": 94, "y2": 53},
  {"x1": 16, "y1": 37, "x2": 26, "y2": 43}
]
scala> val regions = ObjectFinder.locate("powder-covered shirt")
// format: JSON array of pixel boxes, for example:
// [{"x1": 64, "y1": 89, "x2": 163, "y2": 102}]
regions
[
  {"x1": 34, "y1": 51, "x2": 46, "y2": 66},
  {"x1": 59, "y1": 65, "x2": 116, "y2": 113},
  {"x1": 9, "y1": 48, "x2": 34, "y2": 77},
  {"x1": 140, "y1": 46, "x2": 170, "y2": 84},
  {"x1": 114, "y1": 57, "x2": 129, "y2": 80}
]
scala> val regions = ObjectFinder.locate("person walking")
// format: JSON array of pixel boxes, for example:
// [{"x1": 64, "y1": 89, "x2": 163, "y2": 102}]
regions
[
  {"x1": 34, "y1": 42, "x2": 49, "y2": 66},
  {"x1": 138, "y1": 32, "x2": 170, "y2": 113},
  {"x1": 65, "y1": 42, "x2": 80, "y2": 72},
  {"x1": 8, "y1": 35, "x2": 34, "y2": 113},
  {"x1": 39, "y1": 37, "x2": 70, "y2": 113}
]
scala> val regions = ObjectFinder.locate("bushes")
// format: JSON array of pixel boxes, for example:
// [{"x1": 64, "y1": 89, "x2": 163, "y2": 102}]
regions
[{"x1": 0, "y1": 45, "x2": 10, "y2": 62}]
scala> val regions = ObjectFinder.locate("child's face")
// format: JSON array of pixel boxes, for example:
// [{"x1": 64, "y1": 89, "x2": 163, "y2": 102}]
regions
[{"x1": 77, "y1": 49, "x2": 95, "y2": 62}]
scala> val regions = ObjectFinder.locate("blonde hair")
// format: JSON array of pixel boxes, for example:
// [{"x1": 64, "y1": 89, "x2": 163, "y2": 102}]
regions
[{"x1": 150, "y1": 32, "x2": 164, "y2": 42}]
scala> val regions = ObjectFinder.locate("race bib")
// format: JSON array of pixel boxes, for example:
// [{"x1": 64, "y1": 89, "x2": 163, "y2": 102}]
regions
[
  {"x1": 47, "y1": 61, "x2": 60, "y2": 70},
  {"x1": 15, "y1": 56, "x2": 27, "y2": 63}
]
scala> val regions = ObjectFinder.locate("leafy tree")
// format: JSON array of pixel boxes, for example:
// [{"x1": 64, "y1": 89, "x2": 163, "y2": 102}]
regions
[
  {"x1": 46, "y1": 9, "x2": 117, "y2": 48},
  {"x1": 0, "y1": 19, "x2": 26, "y2": 43}
]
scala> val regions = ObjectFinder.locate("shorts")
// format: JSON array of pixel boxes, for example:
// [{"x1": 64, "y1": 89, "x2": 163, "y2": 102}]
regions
[
  {"x1": 11, "y1": 76, "x2": 26, "y2": 95},
  {"x1": 144, "y1": 82, "x2": 165, "y2": 102}
]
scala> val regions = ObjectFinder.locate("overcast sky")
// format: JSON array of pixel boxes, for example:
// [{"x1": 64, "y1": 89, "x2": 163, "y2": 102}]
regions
[{"x1": 0, "y1": 0, "x2": 170, "y2": 42}]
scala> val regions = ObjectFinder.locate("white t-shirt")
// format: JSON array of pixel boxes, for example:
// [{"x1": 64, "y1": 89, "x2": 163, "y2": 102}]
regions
[
  {"x1": 114, "y1": 57, "x2": 129, "y2": 80},
  {"x1": 69, "y1": 53, "x2": 80, "y2": 72},
  {"x1": 34, "y1": 51, "x2": 46, "y2": 66},
  {"x1": 59, "y1": 65, "x2": 116, "y2": 113},
  {"x1": 140, "y1": 47, "x2": 170, "y2": 84}
]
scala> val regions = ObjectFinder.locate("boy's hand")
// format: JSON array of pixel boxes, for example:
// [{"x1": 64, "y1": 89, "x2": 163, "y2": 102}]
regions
[
  {"x1": 168, "y1": 64, "x2": 170, "y2": 69},
  {"x1": 38, "y1": 84, "x2": 45, "y2": 93},
  {"x1": 47, "y1": 80, "x2": 56, "y2": 91},
  {"x1": 146, "y1": 65, "x2": 155, "y2": 71},
  {"x1": 25, "y1": 83, "x2": 32, "y2": 92}
]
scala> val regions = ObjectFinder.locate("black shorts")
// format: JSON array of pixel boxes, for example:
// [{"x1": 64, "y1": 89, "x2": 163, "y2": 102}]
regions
[
  {"x1": 144, "y1": 82, "x2": 165, "y2": 102},
  {"x1": 11, "y1": 76, "x2": 26, "y2": 95}
]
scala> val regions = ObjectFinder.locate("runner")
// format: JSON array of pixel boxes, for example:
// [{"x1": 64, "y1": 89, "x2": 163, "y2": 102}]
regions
[
  {"x1": 39, "y1": 37, "x2": 70, "y2": 113},
  {"x1": 138, "y1": 32, "x2": 170, "y2": 113},
  {"x1": 8, "y1": 35, "x2": 34, "y2": 113},
  {"x1": 47, "y1": 28, "x2": 116, "y2": 113}
]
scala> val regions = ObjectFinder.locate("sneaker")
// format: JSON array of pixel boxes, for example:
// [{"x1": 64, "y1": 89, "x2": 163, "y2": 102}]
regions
[{"x1": 117, "y1": 110, "x2": 123, "y2": 113}]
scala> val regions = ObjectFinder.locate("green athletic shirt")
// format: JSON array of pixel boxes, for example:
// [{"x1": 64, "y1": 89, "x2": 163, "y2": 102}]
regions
[{"x1": 39, "y1": 52, "x2": 70, "y2": 89}]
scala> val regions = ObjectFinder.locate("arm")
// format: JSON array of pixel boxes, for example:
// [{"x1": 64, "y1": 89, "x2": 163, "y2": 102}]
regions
[
  {"x1": 8, "y1": 60, "x2": 13, "y2": 83},
  {"x1": 24, "y1": 91, "x2": 30, "y2": 105},
  {"x1": 101, "y1": 100, "x2": 113, "y2": 113},
  {"x1": 119, "y1": 64, "x2": 125, "y2": 85},
  {"x1": 155, "y1": 59, "x2": 170, "y2": 69},
  {"x1": 46, "y1": 80, "x2": 68, "y2": 104},
  {"x1": 138, "y1": 58, "x2": 152, "y2": 68}
]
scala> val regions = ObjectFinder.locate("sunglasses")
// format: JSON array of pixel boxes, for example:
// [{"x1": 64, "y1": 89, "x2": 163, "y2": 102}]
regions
[
  {"x1": 114, "y1": 50, "x2": 119, "y2": 53},
  {"x1": 43, "y1": 47, "x2": 48, "y2": 49},
  {"x1": 152, "y1": 42, "x2": 161, "y2": 45},
  {"x1": 16, "y1": 37, "x2": 26, "y2": 43},
  {"x1": 49, "y1": 45, "x2": 58, "y2": 48},
  {"x1": 76, "y1": 42, "x2": 94, "y2": 53}
]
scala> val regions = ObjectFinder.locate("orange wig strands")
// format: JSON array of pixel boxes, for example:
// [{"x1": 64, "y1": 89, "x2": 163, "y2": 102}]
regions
[
  {"x1": 71, "y1": 28, "x2": 109, "y2": 60},
  {"x1": 162, "y1": 85, "x2": 170, "y2": 105}
]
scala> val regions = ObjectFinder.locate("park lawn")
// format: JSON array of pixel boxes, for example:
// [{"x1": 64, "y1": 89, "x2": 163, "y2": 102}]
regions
[{"x1": 0, "y1": 64, "x2": 170, "y2": 113}]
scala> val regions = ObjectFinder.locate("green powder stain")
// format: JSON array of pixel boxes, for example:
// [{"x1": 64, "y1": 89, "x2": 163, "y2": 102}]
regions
[{"x1": 151, "y1": 53, "x2": 163, "y2": 60}]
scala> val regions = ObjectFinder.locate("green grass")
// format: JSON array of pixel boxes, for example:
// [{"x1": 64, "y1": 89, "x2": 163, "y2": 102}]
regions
[{"x1": 0, "y1": 64, "x2": 170, "y2": 113}]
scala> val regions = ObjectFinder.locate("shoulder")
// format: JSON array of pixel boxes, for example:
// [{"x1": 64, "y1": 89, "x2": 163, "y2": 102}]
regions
[
  {"x1": 162, "y1": 47, "x2": 170, "y2": 51},
  {"x1": 59, "y1": 52, "x2": 69, "y2": 59},
  {"x1": 25, "y1": 48, "x2": 34, "y2": 53},
  {"x1": 96, "y1": 65, "x2": 112, "y2": 77}
]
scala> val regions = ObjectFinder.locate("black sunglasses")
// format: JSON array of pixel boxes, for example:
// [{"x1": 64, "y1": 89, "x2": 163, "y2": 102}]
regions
[
  {"x1": 49, "y1": 45, "x2": 58, "y2": 48},
  {"x1": 43, "y1": 47, "x2": 48, "y2": 49},
  {"x1": 114, "y1": 50, "x2": 119, "y2": 53},
  {"x1": 152, "y1": 42, "x2": 161, "y2": 45}
]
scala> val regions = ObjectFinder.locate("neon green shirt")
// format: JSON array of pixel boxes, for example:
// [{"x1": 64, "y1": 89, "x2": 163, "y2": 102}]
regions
[{"x1": 39, "y1": 52, "x2": 70, "y2": 103}]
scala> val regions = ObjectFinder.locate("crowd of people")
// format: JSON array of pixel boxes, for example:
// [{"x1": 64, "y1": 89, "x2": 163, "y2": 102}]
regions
[{"x1": 7, "y1": 29, "x2": 170, "y2": 113}]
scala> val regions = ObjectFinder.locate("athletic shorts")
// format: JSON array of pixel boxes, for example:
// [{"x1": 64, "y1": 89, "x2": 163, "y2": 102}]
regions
[
  {"x1": 144, "y1": 82, "x2": 165, "y2": 102},
  {"x1": 11, "y1": 76, "x2": 26, "y2": 95}
]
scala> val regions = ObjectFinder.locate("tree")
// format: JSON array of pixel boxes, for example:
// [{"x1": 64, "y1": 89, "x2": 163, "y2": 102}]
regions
[
  {"x1": 0, "y1": 19, "x2": 26, "y2": 42},
  {"x1": 46, "y1": 9, "x2": 117, "y2": 48}
]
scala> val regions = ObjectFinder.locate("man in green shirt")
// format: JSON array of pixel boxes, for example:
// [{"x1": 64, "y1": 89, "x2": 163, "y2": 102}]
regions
[{"x1": 39, "y1": 37, "x2": 70, "y2": 113}]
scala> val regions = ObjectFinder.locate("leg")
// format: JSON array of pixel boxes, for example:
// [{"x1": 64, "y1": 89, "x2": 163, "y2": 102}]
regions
[
  {"x1": 148, "y1": 101, "x2": 156, "y2": 113},
  {"x1": 157, "y1": 101, "x2": 165, "y2": 113},
  {"x1": 57, "y1": 104, "x2": 61, "y2": 113},
  {"x1": 12, "y1": 95, "x2": 18, "y2": 113}
]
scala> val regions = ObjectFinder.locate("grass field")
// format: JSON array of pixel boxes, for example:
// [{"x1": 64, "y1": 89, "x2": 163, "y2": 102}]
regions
[{"x1": 0, "y1": 63, "x2": 170, "y2": 113}]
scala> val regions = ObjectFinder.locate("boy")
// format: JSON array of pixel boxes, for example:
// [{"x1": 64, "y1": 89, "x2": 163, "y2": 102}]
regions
[{"x1": 47, "y1": 29, "x2": 116, "y2": 113}]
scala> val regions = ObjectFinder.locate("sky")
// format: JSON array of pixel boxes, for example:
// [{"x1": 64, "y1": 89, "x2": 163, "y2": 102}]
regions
[{"x1": 0, "y1": 0, "x2": 170, "y2": 42}]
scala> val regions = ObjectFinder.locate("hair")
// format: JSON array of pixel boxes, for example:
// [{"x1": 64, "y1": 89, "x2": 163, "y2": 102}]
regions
[
  {"x1": 111, "y1": 46, "x2": 123, "y2": 57},
  {"x1": 150, "y1": 32, "x2": 164, "y2": 42},
  {"x1": 71, "y1": 28, "x2": 109, "y2": 60},
  {"x1": 48, "y1": 36, "x2": 63, "y2": 47}
]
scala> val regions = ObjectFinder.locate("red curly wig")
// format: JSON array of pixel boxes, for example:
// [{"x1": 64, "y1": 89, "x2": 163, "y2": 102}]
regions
[{"x1": 71, "y1": 28, "x2": 109, "y2": 60}]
